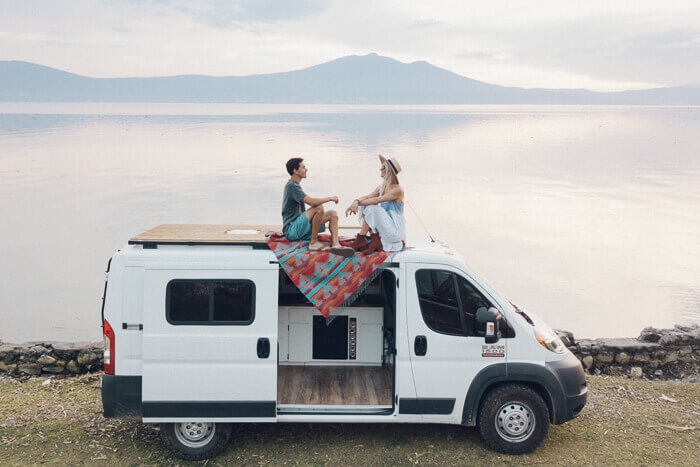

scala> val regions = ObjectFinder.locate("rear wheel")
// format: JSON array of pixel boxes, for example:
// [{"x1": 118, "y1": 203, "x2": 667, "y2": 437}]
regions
[
  {"x1": 477, "y1": 384, "x2": 549, "y2": 454},
  {"x1": 160, "y1": 422, "x2": 231, "y2": 460}
]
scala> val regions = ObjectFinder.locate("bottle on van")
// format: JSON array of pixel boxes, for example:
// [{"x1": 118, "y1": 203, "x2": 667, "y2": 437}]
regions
[{"x1": 101, "y1": 225, "x2": 587, "y2": 460}]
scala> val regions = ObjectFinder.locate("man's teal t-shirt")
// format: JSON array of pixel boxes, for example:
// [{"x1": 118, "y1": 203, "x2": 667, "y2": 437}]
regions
[{"x1": 282, "y1": 180, "x2": 306, "y2": 234}]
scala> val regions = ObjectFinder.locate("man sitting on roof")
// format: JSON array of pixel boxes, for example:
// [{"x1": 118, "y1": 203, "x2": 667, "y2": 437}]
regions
[{"x1": 282, "y1": 157, "x2": 354, "y2": 257}]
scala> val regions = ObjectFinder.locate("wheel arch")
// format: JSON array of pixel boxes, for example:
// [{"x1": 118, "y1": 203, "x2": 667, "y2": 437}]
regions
[{"x1": 462, "y1": 363, "x2": 564, "y2": 426}]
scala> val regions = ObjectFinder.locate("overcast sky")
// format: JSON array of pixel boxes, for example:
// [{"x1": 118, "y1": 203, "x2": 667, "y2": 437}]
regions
[{"x1": 1, "y1": 0, "x2": 698, "y2": 91}]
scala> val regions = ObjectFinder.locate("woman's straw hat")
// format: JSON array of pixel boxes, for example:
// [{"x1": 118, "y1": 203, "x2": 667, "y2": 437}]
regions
[{"x1": 378, "y1": 154, "x2": 401, "y2": 179}]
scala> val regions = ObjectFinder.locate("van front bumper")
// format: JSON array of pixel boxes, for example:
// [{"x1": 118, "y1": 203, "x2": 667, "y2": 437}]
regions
[
  {"x1": 101, "y1": 375, "x2": 142, "y2": 418},
  {"x1": 545, "y1": 352, "x2": 588, "y2": 424}
]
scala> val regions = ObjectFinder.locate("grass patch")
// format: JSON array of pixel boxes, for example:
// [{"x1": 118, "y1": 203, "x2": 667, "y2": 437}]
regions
[{"x1": 1, "y1": 374, "x2": 698, "y2": 465}]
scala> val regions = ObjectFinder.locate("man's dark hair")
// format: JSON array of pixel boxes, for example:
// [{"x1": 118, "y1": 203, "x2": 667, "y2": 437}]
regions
[{"x1": 286, "y1": 157, "x2": 304, "y2": 176}]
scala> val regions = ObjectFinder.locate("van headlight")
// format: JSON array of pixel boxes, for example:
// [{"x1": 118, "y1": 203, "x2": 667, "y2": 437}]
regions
[{"x1": 534, "y1": 329, "x2": 566, "y2": 353}]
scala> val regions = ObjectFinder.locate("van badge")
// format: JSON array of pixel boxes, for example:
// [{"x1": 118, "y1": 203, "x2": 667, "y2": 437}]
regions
[{"x1": 482, "y1": 344, "x2": 505, "y2": 358}]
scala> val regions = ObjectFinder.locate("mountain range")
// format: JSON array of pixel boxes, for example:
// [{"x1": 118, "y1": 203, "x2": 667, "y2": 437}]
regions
[{"x1": 1, "y1": 54, "x2": 698, "y2": 104}]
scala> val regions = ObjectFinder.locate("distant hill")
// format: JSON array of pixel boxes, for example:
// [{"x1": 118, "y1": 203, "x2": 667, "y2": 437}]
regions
[{"x1": 1, "y1": 54, "x2": 698, "y2": 104}]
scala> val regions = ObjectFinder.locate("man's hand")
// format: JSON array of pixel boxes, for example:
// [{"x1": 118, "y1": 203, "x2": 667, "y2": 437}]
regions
[{"x1": 330, "y1": 196, "x2": 339, "y2": 204}]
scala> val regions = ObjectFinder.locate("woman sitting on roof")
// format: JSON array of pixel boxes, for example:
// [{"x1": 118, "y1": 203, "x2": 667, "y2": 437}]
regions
[{"x1": 345, "y1": 155, "x2": 405, "y2": 254}]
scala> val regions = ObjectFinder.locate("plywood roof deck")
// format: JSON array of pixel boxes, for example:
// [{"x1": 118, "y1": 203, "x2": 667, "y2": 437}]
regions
[{"x1": 129, "y1": 224, "x2": 360, "y2": 245}]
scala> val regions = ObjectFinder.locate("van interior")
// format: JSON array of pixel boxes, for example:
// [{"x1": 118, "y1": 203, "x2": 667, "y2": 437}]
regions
[{"x1": 277, "y1": 268, "x2": 397, "y2": 413}]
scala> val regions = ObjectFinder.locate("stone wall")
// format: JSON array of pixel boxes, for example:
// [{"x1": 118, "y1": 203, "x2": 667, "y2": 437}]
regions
[
  {"x1": 1, "y1": 324, "x2": 698, "y2": 381},
  {"x1": 556, "y1": 324, "x2": 699, "y2": 382},
  {"x1": 0, "y1": 341, "x2": 103, "y2": 377}
]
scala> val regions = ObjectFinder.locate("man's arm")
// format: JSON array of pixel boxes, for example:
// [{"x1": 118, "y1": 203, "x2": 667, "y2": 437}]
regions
[{"x1": 302, "y1": 195, "x2": 339, "y2": 207}]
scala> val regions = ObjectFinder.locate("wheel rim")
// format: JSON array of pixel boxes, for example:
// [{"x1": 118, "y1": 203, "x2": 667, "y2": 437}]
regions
[
  {"x1": 173, "y1": 422, "x2": 216, "y2": 448},
  {"x1": 494, "y1": 401, "x2": 535, "y2": 443}
]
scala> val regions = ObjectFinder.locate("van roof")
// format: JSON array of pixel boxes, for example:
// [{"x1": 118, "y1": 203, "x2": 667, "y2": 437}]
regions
[
  {"x1": 129, "y1": 224, "x2": 361, "y2": 246},
  {"x1": 127, "y1": 224, "x2": 462, "y2": 265}
]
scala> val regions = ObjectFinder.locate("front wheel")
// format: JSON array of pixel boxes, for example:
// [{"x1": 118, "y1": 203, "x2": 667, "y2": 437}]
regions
[
  {"x1": 160, "y1": 422, "x2": 232, "y2": 461},
  {"x1": 477, "y1": 384, "x2": 549, "y2": 454}
]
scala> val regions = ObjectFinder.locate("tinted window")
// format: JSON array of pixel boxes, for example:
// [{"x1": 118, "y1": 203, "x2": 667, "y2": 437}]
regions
[
  {"x1": 167, "y1": 280, "x2": 254, "y2": 324},
  {"x1": 457, "y1": 276, "x2": 494, "y2": 336},
  {"x1": 212, "y1": 281, "x2": 254, "y2": 321},
  {"x1": 169, "y1": 281, "x2": 209, "y2": 322},
  {"x1": 415, "y1": 270, "x2": 463, "y2": 335}
]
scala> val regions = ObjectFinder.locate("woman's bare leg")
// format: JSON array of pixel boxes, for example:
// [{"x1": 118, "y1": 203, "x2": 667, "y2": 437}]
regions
[{"x1": 359, "y1": 219, "x2": 371, "y2": 236}]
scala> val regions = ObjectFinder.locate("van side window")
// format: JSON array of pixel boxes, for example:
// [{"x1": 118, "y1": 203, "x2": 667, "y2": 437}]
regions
[
  {"x1": 456, "y1": 276, "x2": 493, "y2": 336},
  {"x1": 167, "y1": 280, "x2": 255, "y2": 325},
  {"x1": 415, "y1": 270, "x2": 464, "y2": 335}
]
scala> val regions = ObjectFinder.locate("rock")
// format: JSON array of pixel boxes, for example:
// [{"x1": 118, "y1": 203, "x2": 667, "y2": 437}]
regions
[
  {"x1": 65, "y1": 360, "x2": 81, "y2": 374},
  {"x1": 77, "y1": 350, "x2": 99, "y2": 366},
  {"x1": 29, "y1": 345, "x2": 50, "y2": 356},
  {"x1": 639, "y1": 326, "x2": 662, "y2": 343},
  {"x1": 664, "y1": 352, "x2": 679, "y2": 363},
  {"x1": 632, "y1": 352, "x2": 650, "y2": 362},
  {"x1": 53, "y1": 360, "x2": 66, "y2": 368},
  {"x1": 582, "y1": 356, "x2": 594, "y2": 369},
  {"x1": 630, "y1": 367, "x2": 643, "y2": 378},
  {"x1": 615, "y1": 352, "x2": 631, "y2": 365},
  {"x1": 42, "y1": 365, "x2": 65, "y2": 374},
  {"x1": 17, "y1": 363, "x2": 42, "y2": 376},
  {"x1": 577, "y1": 340, "x2": 594, "y2": 352},
  {"x1": 36, "y1": 355, "x2": 56, "y2": 366},
  {"x1": 615, "y1": 352, "x2": 631, "y2": 364},
  {"x1": 691, "y1": 327, "x2": 700, "y2": 342},
  {"x1": 554, "y1": 329, "x2": 575, "y2": 347},
  {"x1": 0, "y1": 344, "x2": 19, "y2": 362},
  {"x1": 595, "y1": 353, "x2": 614, "y2": 364},
  {"x1": 660, "y1": 334, "x2": 684, "y2": 346},
  {"x1": 0, "y1": 362, "x2": 17, "y2": 375},
  {"x1": 654, "y1": 369, "x2": 663, "y2": 376},
  {"x1": 680, "y1": 346, "x2": 693, "y2": 356},
  {"x1": 597, "y1": 338, "x2": 659, "y2": 352},
  {"x1": 51, "y1": 342, "x2": 82, "y2": 361}
]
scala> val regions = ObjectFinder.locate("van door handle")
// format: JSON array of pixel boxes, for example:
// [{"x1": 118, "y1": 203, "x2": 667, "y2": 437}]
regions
[
  {"x1": 257, "y1": 338, "x2": 270, "y2": 359},
  {"x1": 414, "y1": 335, "x2": 427, "y2": 356}
]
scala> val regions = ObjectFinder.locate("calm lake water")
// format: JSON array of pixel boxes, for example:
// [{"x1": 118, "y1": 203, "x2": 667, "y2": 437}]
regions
[{"x1": 1, "y1": 103, "x2": 698, "y2": 342}]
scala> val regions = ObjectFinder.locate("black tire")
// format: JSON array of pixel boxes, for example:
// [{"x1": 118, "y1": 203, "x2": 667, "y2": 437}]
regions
[
  {"x1": 160, "y1": 422, "x2": 232, "y2": 461},
  {"x1": 477, "y1": 384, "x2": 549, "y2": 455}
]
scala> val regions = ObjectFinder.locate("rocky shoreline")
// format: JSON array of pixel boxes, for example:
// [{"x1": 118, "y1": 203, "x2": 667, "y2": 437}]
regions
[
  {"x1": 1, "y1": 324, "x2": 698, "y2": 381},
  {"x1": 555, "y1": 324, "x2": 699, "y2": 382}
]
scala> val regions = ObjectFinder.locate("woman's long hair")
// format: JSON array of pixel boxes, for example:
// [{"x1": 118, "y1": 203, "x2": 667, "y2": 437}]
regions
[{"x1": 379, "y1": 162, "x2": 399, "y2": 196}]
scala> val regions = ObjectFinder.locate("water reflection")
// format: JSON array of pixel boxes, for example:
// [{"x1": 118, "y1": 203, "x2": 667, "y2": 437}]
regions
[{"x1": 0, "y1": 104, "x2": 698, "y2": 341}]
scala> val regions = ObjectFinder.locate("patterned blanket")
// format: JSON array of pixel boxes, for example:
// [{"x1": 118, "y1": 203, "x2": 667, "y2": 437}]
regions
[{"x1": 266, "y1": 232, "x2": 388, "y2": 317}]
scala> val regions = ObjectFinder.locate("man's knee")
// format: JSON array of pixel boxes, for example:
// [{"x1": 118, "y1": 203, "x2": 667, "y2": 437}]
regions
[
  {"x1": 324, "y1": 210, "x2": 338, "y2": 221},
  {"x1": 308, "y1": 205, "x2": 324, "y2": 218}
]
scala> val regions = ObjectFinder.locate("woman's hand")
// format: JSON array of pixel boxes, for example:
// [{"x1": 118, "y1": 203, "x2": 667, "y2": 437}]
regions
[{"x1": 345, "y1": 199, "x2": 359, "y2": 216}]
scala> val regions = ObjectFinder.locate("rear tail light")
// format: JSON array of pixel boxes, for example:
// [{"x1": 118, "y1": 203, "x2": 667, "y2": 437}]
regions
[{"x1": 103, "y1": 319, "x2": 115, "y2": 375}]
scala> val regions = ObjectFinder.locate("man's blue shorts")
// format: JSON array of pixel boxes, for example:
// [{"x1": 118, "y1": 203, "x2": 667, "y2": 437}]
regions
[{"x1": 285, "y1": 213, "x2": 325, "y2": 241}]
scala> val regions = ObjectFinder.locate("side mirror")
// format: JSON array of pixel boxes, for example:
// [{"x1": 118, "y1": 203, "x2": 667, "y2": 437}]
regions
[{"x1": 476, "y1": 307, "x2": 502, "y2": 344}]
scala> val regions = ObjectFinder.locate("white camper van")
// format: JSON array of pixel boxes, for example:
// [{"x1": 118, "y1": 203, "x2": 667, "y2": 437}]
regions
[{"x1": 101, "y1": 225, "x2": 587, "y2": 460}]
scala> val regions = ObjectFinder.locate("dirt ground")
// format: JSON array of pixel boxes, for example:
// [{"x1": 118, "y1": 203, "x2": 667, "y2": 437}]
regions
[{"x1": 0, "y1": 374, "x2": 698, "y2": 465}]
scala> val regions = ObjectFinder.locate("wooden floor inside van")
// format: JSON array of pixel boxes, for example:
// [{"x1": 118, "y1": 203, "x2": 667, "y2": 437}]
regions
[{"x1": 277, "y1": 365, "x2": 393, "y2": 406}]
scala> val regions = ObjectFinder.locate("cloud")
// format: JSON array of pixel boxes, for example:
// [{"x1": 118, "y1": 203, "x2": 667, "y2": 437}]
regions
[
  {"x1": 0, "y1": 0, "x2": 699, "y2": 89},
  {"x1": 170, "y1": 0, "x2": 328, "y2": 28},
  {"x1": 493, "y1": 13, "x2": 700, "y2": 86}
]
